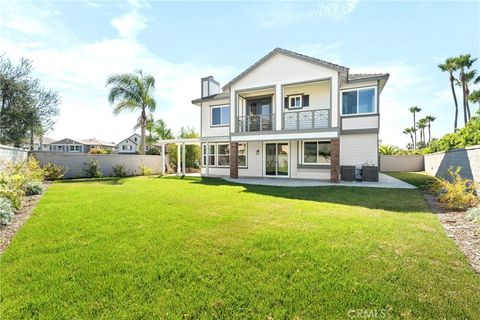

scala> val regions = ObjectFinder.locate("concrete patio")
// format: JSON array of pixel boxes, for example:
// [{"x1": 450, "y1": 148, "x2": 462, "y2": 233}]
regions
[{"x1": 223, "y1": 173, "x2": 416, "y2": 189}]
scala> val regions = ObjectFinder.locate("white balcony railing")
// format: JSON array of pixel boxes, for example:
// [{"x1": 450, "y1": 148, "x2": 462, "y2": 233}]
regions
[
  {"x1": 282, "y1": 109, "x2": 330, "y2": 130},
  {"x1": 236, "y1": 113, "x2": 275, "y2": 133}
]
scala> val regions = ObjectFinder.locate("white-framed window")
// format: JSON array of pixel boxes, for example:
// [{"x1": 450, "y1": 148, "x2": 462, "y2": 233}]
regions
[
  {"x1": 128, "y1": 145, "x2": 133, "y2": 150},
  {"x1": 289, "y1": 95, "x2": 302, "y2": 109},
  {"x1": 75, "y1": 145, "x2": 80, "y2": 152},
  {"x1": 122, "y1": 145, "x2": 126, "y2": 150},
  {"x1": 302, "y1": 141, "x2": 331, "y2": 164},
  {"x1": 201, "y1": 143, "x2": 247, "y2": 167},
  {"x1": 217, "y1": 143, "x2": 230, "y2": 166},
  {"x1": 202, "y1": 144, "x2": 216, "y2": 166},
  {"x1": 211, "y1": 105, "x2": 230, "y2": 126},
  {"x1": 341, "y1": 87, "x2": 376, "y2": 115}
]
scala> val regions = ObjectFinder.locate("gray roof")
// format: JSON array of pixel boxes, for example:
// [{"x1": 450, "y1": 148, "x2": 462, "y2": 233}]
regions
[
  {"x1": 191, "y1": 90, "x2": 230, "y2": 104},
  {"x1": 222, "y1": 47, "x2": 349, "y2": 90},
  {"x1": 33, "y1": 137, "x2": 56, "y2": 144},
  {"x1": 81, "y1": 138, "x2": 115, "y2": 147},
  {"x1": 348, "y1": 73, "x2": 390, "y2": 82}
]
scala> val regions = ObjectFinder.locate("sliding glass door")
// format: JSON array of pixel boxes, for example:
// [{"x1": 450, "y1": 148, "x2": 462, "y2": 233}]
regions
[{"x1": 265, "y1": 142, "x2": 289, "y2": 177}]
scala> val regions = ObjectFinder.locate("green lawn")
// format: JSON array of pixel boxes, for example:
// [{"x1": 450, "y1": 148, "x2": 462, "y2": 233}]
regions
[
  {"x1": 385, "y1": 171, "x2": 435, "y2": 189},
  {"x1": 1, "y1": 177, "x2": 479, "y2": 319}
]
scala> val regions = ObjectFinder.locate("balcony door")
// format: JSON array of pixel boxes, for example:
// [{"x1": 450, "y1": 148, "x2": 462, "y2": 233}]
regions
[
  {"x1": 265, "y1": 142, "x2": 289, "y2": 177},
  {"x1": 246, "y1": 97, "x2": 273, "y2": 131}
]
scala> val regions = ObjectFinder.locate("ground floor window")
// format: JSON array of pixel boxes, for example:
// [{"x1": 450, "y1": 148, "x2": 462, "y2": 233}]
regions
[
  {"x1": 301, "y1": 141, "x2": 331, "y2": 164},
  {"x1": 202, "y1": 142, "x2": 247, "y2": 168}
]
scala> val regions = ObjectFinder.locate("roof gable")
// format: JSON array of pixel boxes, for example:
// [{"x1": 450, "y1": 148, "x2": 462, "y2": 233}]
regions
[{"x1": 222, "y1": 47, "x2": 348, "y2": 90}]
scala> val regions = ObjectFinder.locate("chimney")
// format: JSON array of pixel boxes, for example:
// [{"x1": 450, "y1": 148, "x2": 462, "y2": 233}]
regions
[{"x1": 201, "y1": 76, "x2": 220, "y2": 98}]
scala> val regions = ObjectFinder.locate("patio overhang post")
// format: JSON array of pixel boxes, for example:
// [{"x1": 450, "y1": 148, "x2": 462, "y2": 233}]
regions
[
  {"x1": 177, "y1": 143, "x2": 181, "y2": 175},
  {"x1": 182, "y1": 143, "x2": 186, "y2": 176},
  {"x1": 161, "y1": 143, "x2": 166, "y2": 175},
  {"x1": 205, "y1": 141, "x2": 209, "y2": 177}
]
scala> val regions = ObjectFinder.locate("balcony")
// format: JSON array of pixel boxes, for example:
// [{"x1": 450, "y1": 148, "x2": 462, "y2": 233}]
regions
[
  {"x1": 283, "y1": 109, "x2": 330, "y2": 130},
  {"x1": 236, "y1": 113, "x2": 275, "y2": 133}
]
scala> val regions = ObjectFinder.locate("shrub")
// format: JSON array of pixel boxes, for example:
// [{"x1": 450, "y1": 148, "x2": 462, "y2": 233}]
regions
[
  {"x1": 0, "y1": 197, "x2": 14, "y2": 225},
  {"x1": 43, "y1": 163, "x2": 67, "y2": 180},
  {"x1": 139, "y1": 164, "x2": 153, "y2": 176},
  {"x1": 466, "y1": 207, "x2": 480, "y2": 224},
  {"x1": 24, "y1": 181, "x2": 46, "y2": 196},
  {"x1": 146, "y1": 147, "x2": 160, "y2": 155},
  {"x1": 430, "y1": 167, "x2": 479, "y2": 211},
  {"x1": 24, "y1": 156, "x2": 44, "y2": 182},
  {"x1": 0, "y1": 174, "x2": 25, "y2": 210},
  {"x1": 112, "y1": 164, "x2": 128, "y2": 177},
  {"x1": 89, "y1": 148, "x2": 112, "y2": 155},
  {"x1": 84, "y1": 159, "x2": 102, "y2": 178}
]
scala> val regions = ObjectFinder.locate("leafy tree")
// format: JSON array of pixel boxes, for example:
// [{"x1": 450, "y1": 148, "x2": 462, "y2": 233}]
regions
[
  {"x1": 106, "y1": 70, "x2": 156, "y2": 155},
  {"x1": 438, "y1": 58, "x2": 460, "y2": 131},
  {"x1": 424, "y1": 115, "x2": 436, "y2": 143},
  {"x1": 403, "y1": 127, "x2": 415, "y2": 147},
  {"x1": 453, "y1": 54, "x2": 477, "y2": 123},
  {"x1": 409, "y1": 106, "x2": 421, "y2": 148},
  {"x1": 0, "y1": 56, "x2": 59, "y2": 147}
]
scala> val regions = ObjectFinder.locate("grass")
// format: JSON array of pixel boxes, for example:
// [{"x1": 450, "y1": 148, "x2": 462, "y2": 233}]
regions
[
  {"x1": 385, "y1": 171, "x2": 435, "y2": 189},
  {"x1": 1, "y1": 176, "x2": 479, "y2": 319}
]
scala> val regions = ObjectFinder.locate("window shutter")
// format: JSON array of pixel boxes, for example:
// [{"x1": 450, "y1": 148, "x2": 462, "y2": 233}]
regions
[
  {"x1": 302, "y1": 95, "x2": 310, "y2": 107},
  {"x1": 284, "y1": 97, "x2": 288, "y2": 108}
]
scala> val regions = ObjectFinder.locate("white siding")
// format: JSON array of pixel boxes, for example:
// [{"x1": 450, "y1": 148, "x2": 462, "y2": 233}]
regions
[
  {"x1": 340, "y1": 133, "x2": 378, "y2": 166},
  {"x1": 340, "y1": 80, "x2": 377, "y2": 90},
  {"x1": 230, "y1": 53, "x2": 339, "y2": 131},
  {"x1": 201, "y1": 99, "x2": 230, "y2": 138},
  {"x1": 283, "y1": 80, "x2": 330, "y2": 110},
  {"x1": 341, "y1": 115, "x2": 379, "y2": 130}
]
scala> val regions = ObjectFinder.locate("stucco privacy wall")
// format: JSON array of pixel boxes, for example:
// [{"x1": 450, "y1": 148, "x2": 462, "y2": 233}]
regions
[
  {"x1": 380, "y1": 155, "x2": 424, "y2": 172},
  {"x1": 32, "y1": 152, "x2": 163, "y2": 178},
  {"x1": 0, "y1": 144, "x2": 28, "y2": 172},
  {"x1": 424, "y1": 146, "x2": 480, "y2": 182}
]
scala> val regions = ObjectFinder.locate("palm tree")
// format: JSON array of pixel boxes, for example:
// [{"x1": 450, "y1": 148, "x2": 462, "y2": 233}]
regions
[
  {"x1": 379, "y1": 145, "x2": 399, "y2": 155},
  {"x1": 134, "y1": 113, "x2": 156, "y2": 146},
  {"x1": 403, "y1": 127, "x2": 415, "y2": 148},
  {"x1": 469, "y1": 90, "x2": 480, "y2": 110},
  {"x1": 453, "y1": 54, "x2": 477, "y2": 124},
  {"x1": 154, "y1": 119, "x2": 173, "y2": 140},
  {"x1": 424, "y1": 115, "x2": 436, "y2": 143},
  {"x1": 438, "y1": 58, "x2": 460, "y2": 131},
  {"x1": 417, "y1": 118, "x2": 427, "y2": 147},
  {"x1": 409, "y1": 106, "x2": 421, "y2": 148},
  {"x1": 106, "y1": 70, "x2": 156, "y2": 154}
]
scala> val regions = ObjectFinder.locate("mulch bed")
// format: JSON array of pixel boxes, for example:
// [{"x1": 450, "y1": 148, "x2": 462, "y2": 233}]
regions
[
  {"x1": 0, "y1": 183, "x2": 50, "y2": 254},
  {"x1": 424, "y1": 193, "x2": 480, "y2": 274}
]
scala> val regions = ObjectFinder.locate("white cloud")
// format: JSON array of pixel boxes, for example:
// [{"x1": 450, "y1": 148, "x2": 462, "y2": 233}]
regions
[
  {"x1": 251, "y1": 0, "x2": 359, "y2": 28},
  {"x1": 111, "y1": 11, "x2": 147, "y2": 38}
]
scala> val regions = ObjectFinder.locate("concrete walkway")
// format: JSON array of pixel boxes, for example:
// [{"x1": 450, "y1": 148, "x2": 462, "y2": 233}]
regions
[{"x1": 223, "y1": 173, "x2": 416, "y2": 189}]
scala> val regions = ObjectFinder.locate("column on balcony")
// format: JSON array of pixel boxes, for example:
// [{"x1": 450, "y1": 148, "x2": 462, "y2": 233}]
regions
[
  {"x1": 330, "y1": 138, "x2": 340, "y2": 182},
  {"x1": 229, "y1": 141, "x2": 238, "y2": 179},
  {"x1": 275, "y1": 84, "x2": 282, "y2": 130}
]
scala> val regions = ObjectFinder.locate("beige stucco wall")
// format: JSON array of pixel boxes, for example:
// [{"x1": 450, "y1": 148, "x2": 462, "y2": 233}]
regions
[
  {"x1": 424, "y1": 146, "x2": 480, "y2": 182},
  {"x1": 32, "y1": 152, "x2": 163, "y2": 178},
  {"x1": 200, "y1": 98, "x2": 230, "y2": 138},
  {"x1": 283, "y1": 80, "x2": 331, "y2": 110},
  {"x1": 380, "y1": 155, "x2": 424, "y2": 172},
  {"x1": 341, "y1": 115, "x2": 379, "y2": 130}
]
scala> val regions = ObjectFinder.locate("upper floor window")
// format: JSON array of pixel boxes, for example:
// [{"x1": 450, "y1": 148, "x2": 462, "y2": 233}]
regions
[
  {"x1": 342, "y1": 87, "x2": 376, "y2": 115},
  {"x1": 211, "y1": 105, "x2": 229, "y2": 126},
  {"x1": 290, "y1": 95, "x2": 302, "y2": 109}
]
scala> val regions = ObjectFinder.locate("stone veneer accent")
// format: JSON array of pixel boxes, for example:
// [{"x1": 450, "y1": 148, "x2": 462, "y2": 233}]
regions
[
  {"x1": 330, "y1": 138, "x2": 340, "y2": 182},
  {"x1": 229, "y1": 142, "x2": 238, "y2": 179}
]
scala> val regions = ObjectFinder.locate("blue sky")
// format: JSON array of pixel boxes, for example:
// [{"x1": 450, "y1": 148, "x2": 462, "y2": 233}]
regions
[{"x1": 1, "y1": 0, "x2": 479, "y2": 146}]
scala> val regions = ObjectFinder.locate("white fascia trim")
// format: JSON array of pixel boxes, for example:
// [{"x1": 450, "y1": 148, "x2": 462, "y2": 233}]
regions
[{"x1": 231, "y1": 131, "x2": 338, "y2": 142}]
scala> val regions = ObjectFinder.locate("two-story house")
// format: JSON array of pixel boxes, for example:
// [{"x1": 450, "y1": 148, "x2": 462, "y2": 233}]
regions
[{"x1": 192, "y1": 48, "x2": 389, "y2": 181}]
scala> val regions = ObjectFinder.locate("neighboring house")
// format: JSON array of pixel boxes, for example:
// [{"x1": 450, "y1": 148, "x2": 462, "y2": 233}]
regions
[
  {"x1": 26, "y1": 137, "x2": 56, "y2": 151},
  {"x1": 116, "y1": 133, "x2": 158, "y2": 154},
  {"x1": 81, "y1": 138, "x2": 116, "y2": 153},
  {"x1": 49, "y1": 138, "x2": 115, "y2": 153},
  {"x1": 191, "y1": 48, "x2": 389, "y2": 181}
]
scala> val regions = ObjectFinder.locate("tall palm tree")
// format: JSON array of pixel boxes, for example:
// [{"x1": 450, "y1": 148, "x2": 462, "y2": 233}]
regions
[
  {"x1": 469, "y1": 90, "x2": 480, "y2": 110},
  {"x1": 454, "y1": 54, "x2": 477, "y2": 124},
  {"x1": 403, "y1": 127, "x2": 415, "y2": 148},
  {"x1": 409, "y1": 106, "x2": 421, "y2": 148},
  {"x1": 438, "y1": 58, "x2": 460, "y2": 131},
  {"x1": 134, "y1": 113, "x2": 156, "y2": 146},
  {"x1": 154, "y1": 119, "x2": 173, "y2": 140},
  {"x1": 106, "y1": 70, "x2": 156, "y2": 155},
  {"x1": 424, "y1": 115, "x2": 436, "y2": 143},
  {"x1": 417, "y1": 118, "x2": 427, "y2": 147}
]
